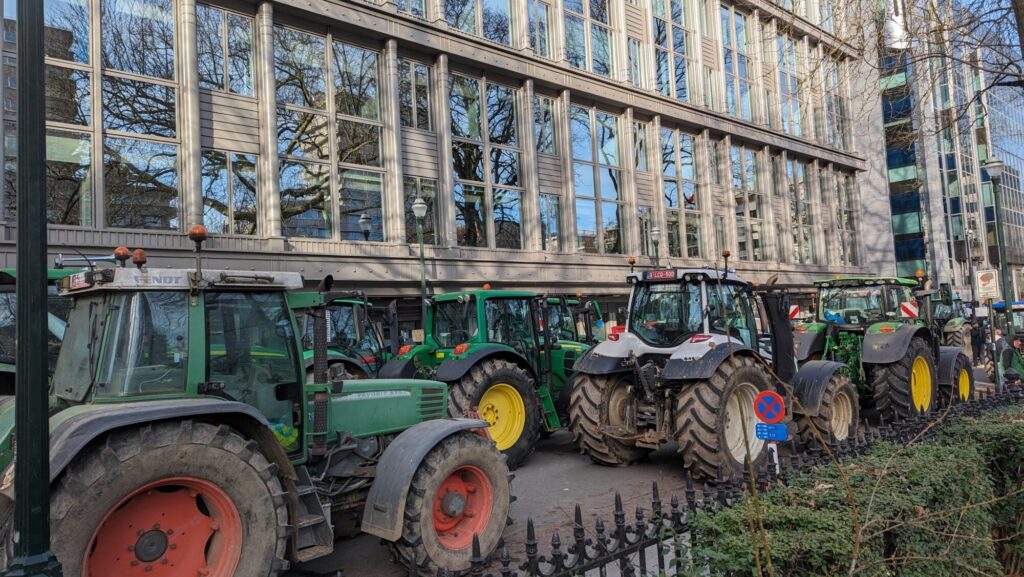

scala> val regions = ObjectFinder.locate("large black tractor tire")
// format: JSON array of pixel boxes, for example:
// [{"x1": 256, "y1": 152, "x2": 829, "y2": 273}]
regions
[
  {"x1": 47, "y1": 421, "x2": 289, "y2": 577},
  {"x1": 448, "y1": 359, "x2": 541, "y2": 470},
  {"x1": 797, "y1": 372, "x2": 859, "y2": 445},
  {"x1": 940, "y1": 352, "x2": 975, "y2": 407},
  {"x1": 391, "y1": 431, "x2": 511, "y2": 576},
  {"x1": 985, "y1": 356, "x2": 996, "y2": 383},
  {"x1": 673, "y1": 355, "x2": 772, "y2": 480},
  {"x1": 871, "y1": 337, "x2": 936, "y2": 421},
  {"x1": 568, "y1": 373, "x2": 652, "y2": 466}
]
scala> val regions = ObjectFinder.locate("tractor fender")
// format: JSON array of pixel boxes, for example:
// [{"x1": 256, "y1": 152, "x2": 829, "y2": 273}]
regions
[
  {"x1": 433, "y1": 346, "x2": 535, "y2": 383},
  {"x1": 304, "y1": 352, "x2": 372, "y2": 378},
  {"x1": 794, "y1": 330, "x2": 826, "y2": 362},
  {"x1": 936, "y1": 346, "x2": 965, "y2": 387},
  {"x1": 661, "y1": 344, "x2": 756, "y2": 381},
  {"x1": 361, "y1": 418, "x2": 490, "y2": 542},
  {"x1": 47, "y1": 398, "x2": 296, "y2": 483},
  {"x1": 789, "y1": 360, "x2": 846, "y2": 418},
  {"x1": 573, "y1": 348, "x2": 631, "y2": 376},
  {"x1": 943, "y1": 317, "x2": 966, "y2": 333},
  {"x1": 862, "y1": 325, "x2": 930, "y2": 365},
  {"x1": 379, "y1": 356, "x2": 420, "y2": 379}
]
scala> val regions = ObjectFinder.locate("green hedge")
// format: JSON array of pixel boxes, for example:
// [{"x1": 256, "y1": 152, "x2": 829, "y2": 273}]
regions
[{"x1": 690, "y1": 435, "x2": 1007, "y2": 576}]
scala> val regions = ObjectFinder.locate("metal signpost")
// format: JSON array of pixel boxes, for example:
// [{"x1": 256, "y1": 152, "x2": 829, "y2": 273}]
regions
[{"x1": 754, "y1": 391, "x2": 787, "y2": 474}]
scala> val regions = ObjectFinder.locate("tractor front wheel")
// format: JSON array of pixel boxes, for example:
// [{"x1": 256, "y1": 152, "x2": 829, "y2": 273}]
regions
[
  {"x1": 448, "y1": 359, "x2": 540, "y2": 470},
  {"x1": 673, "y1": 355, "x2": 772, "y2": 480},
  {"x1": 49, "y1": 421, "x2": 289, "y2": 577},
  {"x1": 392, "y1": 431, "x2": 511, "y2": 575},
  {"x1": 568, "y1": 373, "x2": 651, "y2": 466},
  {"x1": 940, "y1": 353, "x2": 975, "y2": 406},
  {"x1": 797, "y1": 372, "x2": 859, "y2": 445},
  {"x1": 872, "y1": 337, "x2": 936, "y2": 420}
]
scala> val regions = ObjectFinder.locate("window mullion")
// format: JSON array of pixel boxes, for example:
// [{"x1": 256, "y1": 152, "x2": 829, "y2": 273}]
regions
[{"x1": 326, "y1": 32, "x2": 339, "y2": 242}]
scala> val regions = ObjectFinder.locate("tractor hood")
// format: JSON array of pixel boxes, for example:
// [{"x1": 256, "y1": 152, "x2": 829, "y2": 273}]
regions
[{"x1": 666, "y1": 334, "x2": 746, "y2": 362}]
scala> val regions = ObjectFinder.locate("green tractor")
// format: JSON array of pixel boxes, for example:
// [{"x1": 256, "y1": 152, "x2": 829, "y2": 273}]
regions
[
  {"x1": 0, "y1": 268, "x2": 79, "y2": 392},
  {"x1": 793, "y1": 276, "x2": 973, "y2": 420},
  {"x1": 292, "y1": 294, "x2": 395, "y2": 379},
  {"x1": 380, "y1": 289, "x2": 591, "y2": 469},
  {"x1": 0, "y1": 234, "x2": 511, "y2": 576},
  {"x1": 931, "y1": 284, "x2": 972, "y2": 358}
]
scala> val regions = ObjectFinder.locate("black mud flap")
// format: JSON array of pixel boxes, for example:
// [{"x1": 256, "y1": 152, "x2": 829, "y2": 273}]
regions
[
  {"x1": 936, "y1": 346, "x2": 963, "y2": 387},
  {"x1": 789, "y1": 360, "x2": 846, "y2": 417}
]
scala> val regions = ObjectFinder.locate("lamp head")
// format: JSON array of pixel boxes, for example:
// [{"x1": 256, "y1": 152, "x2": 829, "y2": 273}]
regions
[{"x1": 412, "y1": 197, "x2": 428, "y2": 219}]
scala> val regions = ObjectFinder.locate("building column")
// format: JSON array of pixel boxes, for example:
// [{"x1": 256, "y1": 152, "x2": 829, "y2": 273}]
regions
[
  {"x1": 382, "y1": 39, "x2": 405, "y2": 244},
  {"x1": 520, "y1": 80, "x2": 541, "y2": 251},
  {"x1": 256, "y1": 2, "x2": 282, "y2": 241},
  {"x1": 651, "y1": 115, "x2": 667, "y2": 260},
  {"x1": 556, "y1": 89, "x2": 576, "y2": 254},
  {"x1": 179, "y1": 0, "x2": 203, "y2": 230},
  {"x1": 435, "y1": 54, "x2": 456, "y2": 247}
]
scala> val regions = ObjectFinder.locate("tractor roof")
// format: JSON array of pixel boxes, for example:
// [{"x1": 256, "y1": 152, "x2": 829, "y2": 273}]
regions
[
  {"x1": 432, "y1": 289, "x2": 537, "y2": 302},
  {"x1": 626, "y1": 267, "x2": 747, "y2": 285},
  {"x1": 813, "y1": 276, "x2": 918, "y2": 288},
  {"x1": 59, "y1": 267, "x2": 304, "y2": 294},
  {"x1": 0, "y1": 268, "x2": 81, "y2": 284}
]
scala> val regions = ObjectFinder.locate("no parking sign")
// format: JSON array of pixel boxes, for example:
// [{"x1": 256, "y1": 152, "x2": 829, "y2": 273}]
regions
[{"x1": 754, "y1": 390, "x2": 786, "y2": 424}]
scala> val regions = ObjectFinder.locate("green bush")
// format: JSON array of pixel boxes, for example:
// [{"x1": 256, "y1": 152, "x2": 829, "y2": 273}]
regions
[{"x1": 690, "y1": 442, "x2": 1001, "y2": 577}]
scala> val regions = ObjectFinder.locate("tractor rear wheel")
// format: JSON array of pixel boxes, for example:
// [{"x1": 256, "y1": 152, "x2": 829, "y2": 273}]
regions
[
  {"x1": 448, "y1": 359, "x2": 540, "y2": 470},
  {"x1": 673, "y1": 355, "x2": 772, "y2": 480},
  {"x1": 568, "y1": 373, "x2": 651, "y2": 466},
  {"x1": 940, "y1": 353, "x2": 974, "y2": 406},
  {"x1": 392, "y1": 431, "x2": 511, "y2": 575},
  {"x1": 797, "y1": 372, "x2": 859, "y2": 445},
  {"x1": 49, "y1": 421, "x2": 289, "y2": 577},
  {"x1": 872, "y1": 337, "x2": 936, "y2": 420},
  {"x1": 985, "y1": 356, "x2": 996, "y2": 383}
]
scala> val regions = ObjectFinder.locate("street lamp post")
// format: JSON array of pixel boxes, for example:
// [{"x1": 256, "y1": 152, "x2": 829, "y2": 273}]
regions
[
  {"x1": 986, "y1": 157, "x2": 1014, "y2": 337},
  {"x1": 412, "y1": 197, "x2": 428, "y2": 325},
  {"x1": 359, "y1": 213, "x2": 371, "y2": 241},
  {"x1": 651, "y1": 226, "x2": 661, "y2": 269}
]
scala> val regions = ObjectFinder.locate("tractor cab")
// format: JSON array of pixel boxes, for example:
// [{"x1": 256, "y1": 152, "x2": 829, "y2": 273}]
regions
[
  {"x1": 293, "y1": 295, "x2": 389, "y2": 379},
  {"x1": 993, "y1": 301, "x2": 1024, "y2": 338},
  {"x1": 803, "y1": 277, "x2": 922, "y2": 331}
]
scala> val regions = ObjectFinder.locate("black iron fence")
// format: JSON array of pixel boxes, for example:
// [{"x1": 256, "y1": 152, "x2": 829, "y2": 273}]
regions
[{"x1": 424, "y1": 385, "x2": 1024, "y2": 577}]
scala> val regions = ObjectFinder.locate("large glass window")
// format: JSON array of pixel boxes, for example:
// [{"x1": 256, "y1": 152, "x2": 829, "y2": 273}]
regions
[
  {"x1": 661, "y1": 127, "x2": 702, "y2": 258},
  {"x1": 571, "y1": 105, "x2": 621, "y2": 254},
  {"x1": 46, "y1": 129, "x2": 92, "y2": 226},
  {"x1": 778, "y1": 34, "x2": 804, "y2": 137},
  {"x1": 404, "y1": 176, "x2": 438, "y2": 244},
  {"x1": 540, "y1": 193, "x2": 560, "y2": 251},
  {"x1": 397, "y1": 0, "x2": 426, "y2": 17},
  {"x1": 196, "y1": 5, "x2": 254, "y2": 96},
  {"x1": 45, "y1": 0, "x2": 90, "y2": 63},
  {"x1": 564, "y1": 0, "x2": 613, "y2": 77},
  {"x1": 529, "y1": 0, "x2": 552, "y2": 58},
  {"x1": 721, "y1": 5, "x2": 751, "y2": 120},
  {"x1": 104, "y1": 137, "x2": 178, "y2": 229},
  {"x1": 446, "y1": 0, "x2": 512, "y2": 45},
  {"x1": 399, "y1": 59, "x2": 432, "y2": 131},
  {"x1": 634, "y1": 121, "x2": 648, "y2": 172},
  {"x1": 654, "y1": 0, "x2": 694, "y2": 102},
  {"x1": 101, "y1": 0, "x2": 175, "y2": 80},
  {"x1": 201, "y1": 149, "x2": 258, "y2": 235},
  {"x1": 788, "y1": 158, "x2": 815, "y2": 263},
  {"x1": 280, "y1": 160, "x2": 330, "y2": 238},
  {"x1": 627, "y1": 36, "x2": 643, "y2": 88},
  {"x1": 450, "y1": 75, "x2": 523, "y2": 249},
  {"x1": 836, "y1": 173, "x2": 859, "y2": 265},
  {"x1": 823, "y1": 57, "x2": 847, "y2": 149},
  {"x1": 533, "y1": 95, "x2": 556, "y2": 155},
  {"x1": 731, "y1": 144, "x2": 764, "y2": 261}
]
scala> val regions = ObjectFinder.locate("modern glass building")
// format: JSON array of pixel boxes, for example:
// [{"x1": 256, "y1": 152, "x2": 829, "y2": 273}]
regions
[{"x1": 0, "y1": 0, "x2": 886, "y2": 317}]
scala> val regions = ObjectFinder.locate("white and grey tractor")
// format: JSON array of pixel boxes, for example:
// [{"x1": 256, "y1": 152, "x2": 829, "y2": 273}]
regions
[{"x1": 568, "y1": 267, "x2": 858, "y2": 479}]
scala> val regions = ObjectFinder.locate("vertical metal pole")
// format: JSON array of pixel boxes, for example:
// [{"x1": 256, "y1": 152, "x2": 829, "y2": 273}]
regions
[
  {"x1": 6, "y1": 0, "x2": 63, "y2": 571},
  {"x1": 994, "y1": 175, "x2": 1014, "y2": 337},
  {"x1": 417, "y1": 218, "x2": 427, "y2": 324}
]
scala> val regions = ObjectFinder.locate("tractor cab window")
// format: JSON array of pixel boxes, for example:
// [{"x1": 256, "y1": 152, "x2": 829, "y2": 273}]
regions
[
  {"x1": 706, "y1": 283, "x2": 757, "y2": 348},
  {"x1": 434, "y1": 297, "x2": 478, "y2": 348},
  {"x1": 486, "y1": 299, "x2": 536, "y2": 355},
  {"x1": 0, "y1": 290, "x2": 14, "y2": 368},
  {"x1": 819, "y1": 286, "x2": 885, "y2": 325},
  {"x1": 95, "y1": 291, "x2": 189, "y2": 397},
  {"x1": 0, "y1": 285, "x2": 72, "y2": 376},
  {"x1": 304, "y1": 303, "x2": 382, "y2": 360},
  {"x1": 205, "y1": 292, "x2": 298, "y2": 440},
  {"x1": 629, "y1": 283, "x2": 703, "y2": 347},
  {"x1": 890, "y1": 286, "x2": 917, "y2": 319},
  {"x1": 546, "y1": 304, "x2": 578, "y2": 342}
]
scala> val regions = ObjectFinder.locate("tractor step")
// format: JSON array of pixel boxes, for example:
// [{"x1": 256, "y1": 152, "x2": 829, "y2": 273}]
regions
[{"x1": 292, "y1": 466, "x2": 334, "y2": 562}]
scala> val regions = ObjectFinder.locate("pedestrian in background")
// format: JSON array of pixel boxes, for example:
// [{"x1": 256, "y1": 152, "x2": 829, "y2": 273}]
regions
[{"x1": 971, "y1": 321, "x2": 985, "y2": 364}]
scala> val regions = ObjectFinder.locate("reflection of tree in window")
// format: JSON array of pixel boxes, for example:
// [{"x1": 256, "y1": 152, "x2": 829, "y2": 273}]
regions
[
  {"x1": 104, "y1": 137, "x2": 178, "y2": 230},
  {"x1": 45, "y1": 130, "x2": 92, "y2": 226},
  {"x1": 201, "y1": 150, "x2": 258, "y2": 235},
  {"x1": 101, "y1": 0, "x2": 175, "y2": 80}
]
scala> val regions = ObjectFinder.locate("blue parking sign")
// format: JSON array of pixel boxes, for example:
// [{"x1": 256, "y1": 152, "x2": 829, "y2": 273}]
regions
[{"x1": 755, "y1": 423, "x2": 788, "y2": 442}]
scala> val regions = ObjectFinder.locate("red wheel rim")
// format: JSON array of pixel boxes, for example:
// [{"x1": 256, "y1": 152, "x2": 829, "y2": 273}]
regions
[
  {"x1": 83, "y1": 477, "x2": 243, "y2": 577},
  {"x1": 431, "y1": 465, "x2": 493, "y2": 551}
]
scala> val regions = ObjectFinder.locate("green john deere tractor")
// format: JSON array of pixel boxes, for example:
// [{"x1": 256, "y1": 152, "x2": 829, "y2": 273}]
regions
[
  {"x1": 0, "y1": 235, "x2": 511, "y2": 577},
  {"x1": 931, "y1": 284, "x2": 972, "y2": 358},
  {"x1": 380, "y1": 289, "x2": 591, "y2": 469},
  {"x1": 292, "y1": 294, "x2": 395, "y2": 379},
  {"x1": 794, "y1": 276, "x2": 973, "y2": 420},
  {"x1": 0, "y1": 268, "x2": 79, "y2": 392}
]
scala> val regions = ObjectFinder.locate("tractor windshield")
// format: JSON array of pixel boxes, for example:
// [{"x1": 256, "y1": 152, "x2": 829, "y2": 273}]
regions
[
  {"x1": 628, "y1": 283, "x2": 703, "y2": 347},
  {"x1": 433, "y1": 297, "x2": 478, "y2": 348},
  {"x1": 818, "y1": 286, "x2": 886, "y2": 325},
  {"x1": 304, "y1": 303, "x2": 382, "y2": 360},
  {"x1": 933, "y1": 302, "x2": 959, "y2": 321},
  {"x1": 95, "y1": 291, "x2": 190, "y2": 396},
  {"x1": 546, "y1": 304, "x2": 578, "y2": 342}
]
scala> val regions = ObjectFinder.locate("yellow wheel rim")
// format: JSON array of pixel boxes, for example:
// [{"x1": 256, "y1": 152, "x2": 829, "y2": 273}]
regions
[
  {"x1": 910, "y1": 357, "x2": 932, "y2": 413},
  {"x1": 958, "y1": 368, "x2": 971, "y2": 401},
  {"x1": 478, "y1": 383, "x2": 526, "y2": 452}
]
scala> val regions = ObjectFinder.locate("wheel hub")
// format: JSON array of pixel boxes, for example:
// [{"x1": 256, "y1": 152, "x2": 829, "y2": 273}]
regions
[
  {"x1": 134, "y1": 530, "x2": 169, "y2": 563},
  {"x1": 440, "y1": 491, "x2": 467, "y2": 517},
  {"x1": 477, "y1": 383, "x2": 526, "y2": 451}
]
